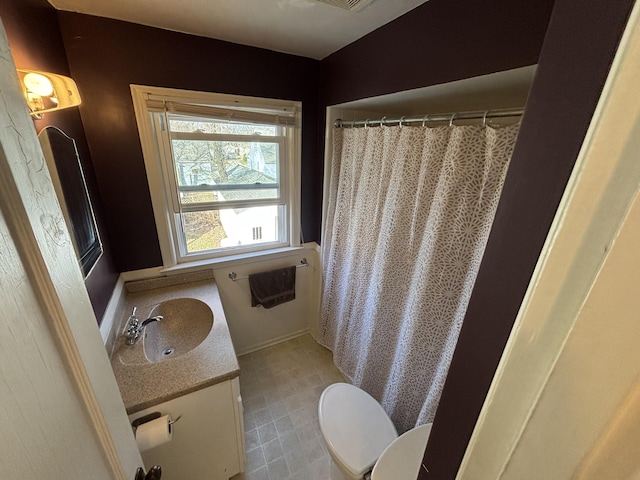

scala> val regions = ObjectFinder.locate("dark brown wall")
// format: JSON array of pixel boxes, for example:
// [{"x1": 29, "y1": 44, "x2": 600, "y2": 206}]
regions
[
  {"x1": 57, "y1": 13, "x2": 321, "y2": 271},
  {"x1": 0, "y1": 0, "x2": 119, "y2": 322},
  {"x1": 3, "y1": 1, "x2": 634, "y2": 476},
  {"x1": 420, "y1": 0, "x2": 635, "y2": 478},
  {"x1": 320, "y1": 0, "x2": 555, "y2": 106}
]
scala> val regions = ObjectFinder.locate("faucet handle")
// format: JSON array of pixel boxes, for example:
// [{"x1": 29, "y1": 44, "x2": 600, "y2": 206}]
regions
[{"x1": 128, "y1": 306, "x2": 140, "y2": 327}]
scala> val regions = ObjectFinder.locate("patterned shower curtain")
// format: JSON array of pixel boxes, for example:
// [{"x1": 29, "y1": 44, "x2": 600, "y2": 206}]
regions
[{"x1": 319, "y1": 122, "x2": 520, "y2": 433}]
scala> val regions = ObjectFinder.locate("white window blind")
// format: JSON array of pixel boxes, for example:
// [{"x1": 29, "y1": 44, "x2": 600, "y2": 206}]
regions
[{"x1": 145, "y1": 98, "x2": 297, "y2": 126}]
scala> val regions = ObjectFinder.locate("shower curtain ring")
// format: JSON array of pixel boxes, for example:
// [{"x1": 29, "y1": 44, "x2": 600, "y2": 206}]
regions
[
  {"x1": 365, "y1": 119, "x2": 370, "y2": 128},
  {"x1": 380, "y1": 116, "x2": 387, "y2": 127},
  {"x1": 482, "y1": 111, "x2": 489, "y2": 128},
  {"x1": 449, "y1": 113, "x2": 456, "y2": 127},
  {"x1": 350, "y1": 119, "x2": 355, "y2": 128},
  {"x1": 422, "y1": 115, "x2": 429, "y2": 127},
  {"x1": 399, "y1": 116, "x2": 405, "y2": 128}
]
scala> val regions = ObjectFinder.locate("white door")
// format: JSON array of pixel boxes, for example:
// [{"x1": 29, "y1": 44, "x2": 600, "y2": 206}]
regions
[
  {"x1": 0, "y1": 21, "x2": 144, "y2": 480},
  {"x1": 458, "y1": 2, "x2": 640, "y2": 479}
]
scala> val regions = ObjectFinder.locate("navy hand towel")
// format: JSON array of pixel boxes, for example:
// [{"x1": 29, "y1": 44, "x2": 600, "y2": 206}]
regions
[{"x1": 249, "y1": 266, "x2": 296, "y2": 308}]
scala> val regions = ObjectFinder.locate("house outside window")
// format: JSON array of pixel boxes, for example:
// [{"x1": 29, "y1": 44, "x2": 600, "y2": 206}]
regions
[{"x1": 131, "y1": 86, "x2": 301, "y2": 266}]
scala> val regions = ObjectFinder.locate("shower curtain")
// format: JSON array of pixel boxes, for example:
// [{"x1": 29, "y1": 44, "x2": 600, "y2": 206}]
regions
[{"x1": 319, "y1": 122, "x2": 520, "y2": 433}]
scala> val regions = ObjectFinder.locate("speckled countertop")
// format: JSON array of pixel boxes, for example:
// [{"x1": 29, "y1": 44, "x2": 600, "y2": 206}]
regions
[{"x1": 110, "y1": 273, "x2": 240, "y2": 415}]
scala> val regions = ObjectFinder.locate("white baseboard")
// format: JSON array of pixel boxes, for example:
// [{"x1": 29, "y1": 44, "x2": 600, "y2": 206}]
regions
[{"x1": 236, "y1": 328, "x2": 310, "y2": 357}]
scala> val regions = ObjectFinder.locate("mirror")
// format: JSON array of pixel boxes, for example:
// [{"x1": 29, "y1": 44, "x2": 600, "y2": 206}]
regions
[{"x1": 39, "y1": 126, "x2": 102, "y2": 277}]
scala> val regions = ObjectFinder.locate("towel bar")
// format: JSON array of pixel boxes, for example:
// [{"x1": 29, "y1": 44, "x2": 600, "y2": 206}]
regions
[{"x1": 228, "y1": 258, "x2": 309, "y2": 282}]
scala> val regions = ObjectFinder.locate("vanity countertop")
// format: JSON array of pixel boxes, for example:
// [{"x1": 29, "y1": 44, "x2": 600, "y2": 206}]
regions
[{"x1": 110, "y1": 275, "x2": 240, "y2": 414}]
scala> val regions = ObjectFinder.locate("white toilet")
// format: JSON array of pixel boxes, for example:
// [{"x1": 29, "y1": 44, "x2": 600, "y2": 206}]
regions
[{"x1": 318, "y1": 383, "x2": 433, "y2": 480}]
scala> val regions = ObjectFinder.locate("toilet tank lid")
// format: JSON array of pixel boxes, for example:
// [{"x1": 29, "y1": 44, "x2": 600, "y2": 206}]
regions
[{"x1": 319, "y1": 383, "x2": 398, "y2": 477}]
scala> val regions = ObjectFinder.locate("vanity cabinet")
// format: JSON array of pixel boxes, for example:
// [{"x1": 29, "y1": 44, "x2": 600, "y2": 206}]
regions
[{"x1": 129, "y1": 377, "x2": 245, "y2": 480}]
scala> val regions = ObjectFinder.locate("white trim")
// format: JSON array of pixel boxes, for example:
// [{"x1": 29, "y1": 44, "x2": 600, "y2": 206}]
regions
[
  {"x1": 1, "y1": 134, "x2": 130, "y2": 480},
  {"x1": 290, "y1": 105, "x2": 302, "y2": 244},
  {"x1": 131, "y1": 85, "x2": 301, "y2": 267},
  {"x1": 231, "y1": 377, "x2": 246, "y2": 473},
  {"x1": 0, "y1": 25, "x2": 142, "y2": 476},
  {"x1": 173, "y1": 245, "x2": 304, "y2": 271},
  {"x1": 131, "y1": 87, "x2": 178, "y2": 267}
]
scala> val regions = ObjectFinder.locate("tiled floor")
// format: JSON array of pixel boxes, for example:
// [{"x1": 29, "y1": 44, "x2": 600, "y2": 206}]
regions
[{"x1": 231, "y1": 334, "x2": 345, "y2": 480}]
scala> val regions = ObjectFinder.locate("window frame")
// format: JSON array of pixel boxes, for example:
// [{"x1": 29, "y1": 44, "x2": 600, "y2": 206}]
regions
[
  {"x1": 131, "y1": 85, "x2": 302, "y2": 267},
  {"x1": 166, "y1": 127, "x2": 287, "y2": 211}
]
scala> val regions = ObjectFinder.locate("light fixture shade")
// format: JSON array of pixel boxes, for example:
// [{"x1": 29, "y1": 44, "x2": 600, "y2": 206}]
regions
[
  {"x1": 17, "y1": 69, "x2": 82, "y2": 116},
  {"x1": 23, "y1": 72, "x2": 54, "y2": 96}
]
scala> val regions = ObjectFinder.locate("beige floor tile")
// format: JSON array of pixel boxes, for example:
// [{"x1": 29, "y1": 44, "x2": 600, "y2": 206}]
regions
[
  {"x1": 267, "y1": 457, "x2": 290, "y2": 479},
  {"x1": 257, "y1": 421, "x2": 278, "y2": 444},
  {"x1": 236, "y1": 334, "x2": 344, "y2": 479},
  {"x1": 263, "y1": 437, "x2": 285, "y2": 463},
  {"x1": 246, "y1": 446, "x2": 267, "y2": 473}
]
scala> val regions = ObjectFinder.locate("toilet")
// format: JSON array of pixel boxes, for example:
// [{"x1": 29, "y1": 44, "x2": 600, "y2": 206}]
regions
[{"x1": 318, "y1": 383, "x2": 433, "y2": 480}]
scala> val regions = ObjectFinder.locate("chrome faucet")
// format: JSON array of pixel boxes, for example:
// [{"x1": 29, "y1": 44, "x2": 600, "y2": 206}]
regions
[{"x1": 124, "y1": 306, "x2": 164, "y2": 345}]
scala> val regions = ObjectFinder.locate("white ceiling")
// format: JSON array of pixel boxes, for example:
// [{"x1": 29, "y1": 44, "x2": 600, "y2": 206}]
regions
[{"x1": 48, "y1": 0, "x2": 429, "y2": 60}]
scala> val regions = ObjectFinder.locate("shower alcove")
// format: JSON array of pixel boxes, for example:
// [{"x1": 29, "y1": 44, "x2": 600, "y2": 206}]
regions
[
  {"x1": 323, "y1": 65, "x2": 536, "y2": 131},
  {"x1": 316, "y1": 65, "x2": 537, "y2": 339}
]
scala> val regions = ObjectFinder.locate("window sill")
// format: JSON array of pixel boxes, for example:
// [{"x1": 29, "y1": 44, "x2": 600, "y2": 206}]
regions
[{"x1": 159, "y1": 245, "x2": 312, "y2": 275}]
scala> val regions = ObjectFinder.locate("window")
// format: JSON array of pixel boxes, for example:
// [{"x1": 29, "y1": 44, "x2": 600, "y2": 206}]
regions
[{"x1": 131, "y1": 86, "x2": 301, "y2": 266}]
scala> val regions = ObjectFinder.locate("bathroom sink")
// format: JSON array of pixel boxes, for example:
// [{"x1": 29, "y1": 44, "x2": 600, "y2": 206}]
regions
[{"x1": 142, "y1": 298, "x2": 214, "y2": 363}]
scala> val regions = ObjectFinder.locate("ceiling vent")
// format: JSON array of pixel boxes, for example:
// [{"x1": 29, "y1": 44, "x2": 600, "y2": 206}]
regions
[{"x1": 314, "y1": 0, "x2": 375, "y2": 11}]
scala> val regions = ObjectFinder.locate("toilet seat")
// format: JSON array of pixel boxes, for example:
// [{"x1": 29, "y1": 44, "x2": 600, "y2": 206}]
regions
[{"x1": 319, "y1": 383, "x2": 398, "y2": 479}]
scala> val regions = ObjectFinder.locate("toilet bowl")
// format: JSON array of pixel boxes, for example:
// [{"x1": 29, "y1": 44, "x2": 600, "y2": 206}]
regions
[{"x1": 319, "y1": 383, "x2": 433, "y2": 480}]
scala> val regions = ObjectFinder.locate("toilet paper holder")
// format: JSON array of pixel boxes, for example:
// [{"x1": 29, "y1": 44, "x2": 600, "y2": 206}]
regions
[{"x1": 131, "y1": 412, "x2": 181, "y2": 433}]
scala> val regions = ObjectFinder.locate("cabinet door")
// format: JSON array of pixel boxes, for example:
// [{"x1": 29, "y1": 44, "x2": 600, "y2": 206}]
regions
[{"x1": 130, "y1": 380, "x2": 242, "y2": 479}]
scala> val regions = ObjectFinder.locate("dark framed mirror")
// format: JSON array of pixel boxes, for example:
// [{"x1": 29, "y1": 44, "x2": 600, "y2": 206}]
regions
[{"x1": 39, "y1": 126, "x2": 102, "y2": 277}]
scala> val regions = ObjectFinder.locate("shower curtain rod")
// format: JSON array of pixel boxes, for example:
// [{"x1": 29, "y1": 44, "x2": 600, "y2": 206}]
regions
[{"x1": 334, "y1": 107, "x2": 523, "y2": 128}]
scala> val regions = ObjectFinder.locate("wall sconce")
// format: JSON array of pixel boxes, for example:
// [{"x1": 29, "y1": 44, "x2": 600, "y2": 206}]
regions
[{"x1": 16, "y1": 69, "x2": 81, "y2": 119}]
